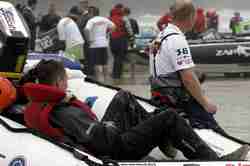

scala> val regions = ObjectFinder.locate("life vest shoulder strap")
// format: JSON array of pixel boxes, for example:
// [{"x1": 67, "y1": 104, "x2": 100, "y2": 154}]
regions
[{"x1": 160, "y1": 32, "x2": 180, "y2": 46}]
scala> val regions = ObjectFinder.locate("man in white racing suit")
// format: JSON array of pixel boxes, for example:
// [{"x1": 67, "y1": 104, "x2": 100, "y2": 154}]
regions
[{"x1": 149, "y1": 0, "x2": 226, "y2": 134}]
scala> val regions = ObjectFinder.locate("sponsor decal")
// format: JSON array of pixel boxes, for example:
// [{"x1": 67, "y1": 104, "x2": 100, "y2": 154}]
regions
[
  {"x1": 177, "y1": 55, "x2": 192, "y2": 66},
  {"x1": 9, "y1": 156, "x2": 26, "y2": 166},
  {"x1": 225, "y1": 163, "x2": 250, "y2": 166},
  {"x1": 0, "y1": 7, "x2": 16, "y2": 31},
  {"x1": 177, "y1": 48, "x2": 189, "y2": 56},
  {"x1": 39, "y1": 35, "x2": 54, "y2": 50},
  {"x1": 216, "y1": 45, "x2": 250, "y2": 57},
  {"x1": 85, "y1": 96, "x2": 98, "y2": 108},
  {"x1": 176, "y1": 48, "x2": 192, "y2": 65},
  {"x1": 37, "y1": 28, "x2": 59, "y2": 52},
  {"x1": 177, "y1": 60, "x2": 183, "y2": 65},
  {"x1": 120, "y1": 162, "x2": 156, "y2": 166}
]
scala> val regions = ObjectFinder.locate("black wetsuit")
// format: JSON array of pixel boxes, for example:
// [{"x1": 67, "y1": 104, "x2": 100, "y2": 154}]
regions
[{"x1": 50, "y1": 90, "x2": 218, "y2": 160}]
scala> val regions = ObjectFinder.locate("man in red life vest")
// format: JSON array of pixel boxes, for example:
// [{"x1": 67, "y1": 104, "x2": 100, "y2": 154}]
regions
[
  {"x1": 109, "y1": 4, "x2": 134, "y2": 81},
  {"x1": 193, "y1": 7, "x2": 206, "y2": 35}
]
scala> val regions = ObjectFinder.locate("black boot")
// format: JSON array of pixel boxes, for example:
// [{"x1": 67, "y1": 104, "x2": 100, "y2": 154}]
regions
[
  {"x1": 168, "y1": 111, "x2": 219, "y2": 160},
  {"x1": 220, "y1": 145, "x2": 250, "y2": 161}
]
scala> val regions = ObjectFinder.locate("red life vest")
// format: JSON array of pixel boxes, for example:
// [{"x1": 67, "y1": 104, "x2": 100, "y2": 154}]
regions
[
  {"x1": 23, "y1": 83, "x2": 97, "y2": 139},
  {"x1": 194, "y1": 8, "x2": 206, "y2": 33},
  {"x1": 110, "y1": 8, "x2": 126, "y2": 39}
]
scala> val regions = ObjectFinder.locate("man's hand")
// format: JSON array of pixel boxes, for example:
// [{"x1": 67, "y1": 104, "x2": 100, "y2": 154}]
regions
[
  {"x1": 204, "y1": 101, "x2": 217, "y2": 114},
  {"x1": 180, "y1": 69, "x2": 218, "y2": 114}
]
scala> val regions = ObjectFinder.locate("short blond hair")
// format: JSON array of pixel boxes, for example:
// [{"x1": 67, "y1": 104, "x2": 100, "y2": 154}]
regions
[{"x1": 171, "y1": 0, "x2": 195, "y2": 21}]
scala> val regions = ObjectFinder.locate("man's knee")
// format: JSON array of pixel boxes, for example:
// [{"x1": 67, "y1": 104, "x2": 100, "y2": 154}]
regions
[
  {"x1": 114, "y1": 90, "x2": 131, "y2": 104},
  {"x1": 155, "y1": 110, "x2": 180, "y2": 122}
]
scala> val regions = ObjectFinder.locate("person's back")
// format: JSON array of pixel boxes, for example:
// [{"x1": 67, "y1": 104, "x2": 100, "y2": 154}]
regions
[
  {"x1": 15, "y1": 3, "x2": 26, "y2": 13},
  {"x1": 206, "y1": 9, "x2": 219, "y2": 31},
  {"x1": 110, "y1": 8, "x2": 127, "y2": 39},
  {"x1": 193, "y1": 7, "x2": 206, "y2": 34},
  {"x1": 77, "y1": 0, "x2": 90, "y2": 39},
  {"x1": 39, "y1": 3, "x2": 61, "y2": 33},
  {"x1": 21, "y1": 0, "x2": 37, "y2": 50},
  {"x1": 129, "y1": 18, "x2": 139, "y2": 35},
  {"x1": 109, "y1": 4, "x2": 129, "y2": 80},
  {"x1": 57, "y1": 17, "x2": 83, "y2": 49},
  {"x1": 84, "y1": 8, "x2": 115, "y2": 82},
  {"x1": 40, "y1": 14, "x2": 61, "y2": 32},
  {"x1": 150, "y1": 24, "x2": 189, "y2": 77},
  {"x1": 230, "y1": 12, "x2": 243, "y2": 34},
  {"x1": 57, "y1": 10, "x2": 84, "y2": 61},
  {"x1": 77, "y1": 11, "x2": 91, "y2": 40},
  {"x1": 85, "y1": 16, "x2": 114, "y2": 48}
]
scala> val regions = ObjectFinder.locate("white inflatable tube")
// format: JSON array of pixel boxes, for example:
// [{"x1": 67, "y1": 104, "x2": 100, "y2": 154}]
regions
[
  {"x1": 66, "y1": 70, "x2": 250, "y2": 160},
  {"x1": 0, "y1": 117, "x2": 102, "y2": 166}
]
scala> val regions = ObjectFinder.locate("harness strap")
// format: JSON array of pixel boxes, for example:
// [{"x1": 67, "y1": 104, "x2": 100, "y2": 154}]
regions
[{"x1": 151, "y1": 91, "x2": 176, "y2": 108}]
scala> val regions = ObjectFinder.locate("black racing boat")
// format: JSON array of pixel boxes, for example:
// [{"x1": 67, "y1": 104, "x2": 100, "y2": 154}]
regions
[{"x1": 133, "y1": 29, "x2": 250, "y2": 75}]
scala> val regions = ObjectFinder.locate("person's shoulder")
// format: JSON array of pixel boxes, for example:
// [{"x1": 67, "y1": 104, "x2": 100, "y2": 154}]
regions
[
  {"x1": 91, "y1": 16, "x2": 111, "y2": 24},
  {"x1": 65, "y1": 17, "x2": 75, "y2": 24},
  {"x1": 122, "y1": 16, "x2": 129, "y2": 21},
  {"x1": 53, "y1": 14, "x2": 61, "y2": 20},
  {"x1": 160, "y1": 25, "x2": 187, "y2": 45},
  {"x1": 102, "y1": 16, "x2": 113, "y2": 23},
  {"x1": 57, "y1": 17, "x2": 67, "y2": 24},
  {"x1": 91, "y1": 16, "x2": 102, "y2": 21},
  {"x1": 161, "y1": 24, "x2": 182, "y2": 37},
  {"x1": 41, "y1": 13, "x2": 48, "y2": 17},
  {"x1": 87, "y1": 16, "x2": 95, "y2": 22},
  {"x1": 58, "y1": 17, "x2": 74, "y2": 27},
  {"x1": 129, "y1": 17, "x2": 137, "y2": 21}
]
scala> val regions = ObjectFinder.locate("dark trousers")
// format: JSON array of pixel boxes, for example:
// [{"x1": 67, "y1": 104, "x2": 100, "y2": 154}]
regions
[
  {"x1": 150, "y1": 87, "x2": 227, "y2": 136},
  {"x1": 110, "y1": 37, "x2": 128, "y2": 79},
  {"x1": 29, "y1": 30, "x2": 36, "y2": 51},
  {"x1": 102, "y1": 90, "x2": 218, "y2": 160},
  {"x1": 186, "y1": 98, "x2": 227, "y2": 135},
  {"x1": 83, "y1": 44, "x2": 95, "y2": 77}
]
